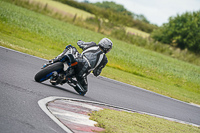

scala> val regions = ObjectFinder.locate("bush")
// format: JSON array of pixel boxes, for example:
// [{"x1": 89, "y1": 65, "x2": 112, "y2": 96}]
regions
[
  {"x1": 55, "y1": 0, "x2": 157, "y2": 33},
  {"x1": 151, "y1": 11, "x2": 200, "y2": 53}
]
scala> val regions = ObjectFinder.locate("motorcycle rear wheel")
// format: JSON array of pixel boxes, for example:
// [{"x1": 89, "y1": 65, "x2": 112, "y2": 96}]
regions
[{"x1": 34, "y1": 62, "x2": 63, "y2": 82}]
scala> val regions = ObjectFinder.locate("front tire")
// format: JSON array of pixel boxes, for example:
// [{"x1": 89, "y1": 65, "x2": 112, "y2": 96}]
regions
[{"x1": 34, "y1": 62, "x2": 63, "y2": 82}]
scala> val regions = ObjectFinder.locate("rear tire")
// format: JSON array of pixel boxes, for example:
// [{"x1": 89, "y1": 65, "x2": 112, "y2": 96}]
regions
[{"x1": 34, "y1": 62, "x2": 63, "y2": 82}]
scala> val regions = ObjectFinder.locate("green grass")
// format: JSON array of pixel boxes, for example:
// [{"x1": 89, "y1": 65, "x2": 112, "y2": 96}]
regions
[
  {"x1": 126, "y1": 26, "x2": 150, "y2": 38},
  {"x1": 33, "y1": 0, "x2": 95, "y2": 19},
  {"x1": 89, "y1": 109, "x2": 200, "y2": 133},
  {"x1": 0, "y1": 0, "x2": 200, "y2": 106}
]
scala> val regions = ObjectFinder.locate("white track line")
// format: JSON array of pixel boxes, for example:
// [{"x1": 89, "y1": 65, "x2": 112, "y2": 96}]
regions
[{"x1": 38, "y1": 97, "x2": 73, "y2": 133}]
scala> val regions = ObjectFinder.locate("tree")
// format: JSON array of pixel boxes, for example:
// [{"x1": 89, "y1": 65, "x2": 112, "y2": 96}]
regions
[
  {"x1": 151, "y1": 11, "x2": 200, "y2": 53},
  {"x1": 92, "y1": 1, "x2": 132, "y2": 16}
]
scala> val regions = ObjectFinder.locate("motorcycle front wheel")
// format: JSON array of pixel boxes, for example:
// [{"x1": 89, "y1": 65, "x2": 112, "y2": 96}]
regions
[{"x1": 34, "y1": 62, "x2": 63, "y2": 83}]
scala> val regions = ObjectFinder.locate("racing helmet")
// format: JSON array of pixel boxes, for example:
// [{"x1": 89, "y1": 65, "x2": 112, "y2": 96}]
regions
[{"x1": 98, "y1": 38, "x2": 113, "y2": 53}]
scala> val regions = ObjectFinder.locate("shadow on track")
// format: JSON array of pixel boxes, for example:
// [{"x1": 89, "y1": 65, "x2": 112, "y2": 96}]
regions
[{"x1": 40, "y1": 82, "x2": 80, "y2": 96}]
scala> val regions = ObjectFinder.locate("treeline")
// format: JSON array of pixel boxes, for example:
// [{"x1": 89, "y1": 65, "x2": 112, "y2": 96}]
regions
[
  {"x1": 92, "y1": 1, "x2": 150, "y2": 23},
  {"x1": 92, "y1": 1, "x2": 133, "y2": 16},
  {"x1": 151, "y1": 11, "x2": 200, "y2": 53},
  {"x1": 54, "y1": 0, "x2": 158, "y2": 33}
]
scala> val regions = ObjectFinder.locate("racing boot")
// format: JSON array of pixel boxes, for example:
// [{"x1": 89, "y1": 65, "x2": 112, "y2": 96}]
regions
[{"x1": 74, "y1": 81, "x2": 87, "y2": 96}]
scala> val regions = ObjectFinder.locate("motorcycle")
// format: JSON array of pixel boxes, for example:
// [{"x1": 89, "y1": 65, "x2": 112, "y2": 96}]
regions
[{"x1": 34, "y1": 47, "x2": 86, "y2": 96}]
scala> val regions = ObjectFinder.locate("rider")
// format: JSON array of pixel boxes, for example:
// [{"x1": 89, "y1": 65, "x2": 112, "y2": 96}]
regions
[{"x1": 48, "y1": 38, "x2": 113, "y2": 95}]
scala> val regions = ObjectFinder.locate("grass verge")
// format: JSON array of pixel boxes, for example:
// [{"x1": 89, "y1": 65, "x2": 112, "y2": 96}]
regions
[
  {"x1": 33, "y1": 0, "x2": 95, "y2": 19},
  {"x1": 89, "y1": 109, "x2": 200, "y2": 133}
]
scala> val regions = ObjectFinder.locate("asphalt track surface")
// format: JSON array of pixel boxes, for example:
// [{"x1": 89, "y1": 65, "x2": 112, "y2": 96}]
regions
[{"x1": 0, "y1": 46, "x2": 200, "y2": 132}]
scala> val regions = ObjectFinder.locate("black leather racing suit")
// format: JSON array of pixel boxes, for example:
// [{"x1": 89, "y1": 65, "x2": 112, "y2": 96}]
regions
[
  {"x1": 51, "y1": 41, "x2": 108, "y2": 95},
  {"x1": 74, "y1": 40, "x2": 108, "y2": 95}
]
